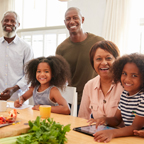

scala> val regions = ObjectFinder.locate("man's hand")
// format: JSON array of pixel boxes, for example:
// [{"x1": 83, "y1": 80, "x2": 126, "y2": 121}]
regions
[{"x1": 0, "y1": 85, "x2": 19, "y2": 100}]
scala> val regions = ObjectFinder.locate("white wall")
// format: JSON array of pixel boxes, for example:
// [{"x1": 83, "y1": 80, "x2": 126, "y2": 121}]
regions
[
  {"x1": 67, "y1": 0, "x2": 106, "y2": 37},
  {"x1": 0, "y1": 0, "x2": 9, "y2": 37},
  {"x1": 0, "y1": 0, "x2": 14, "y2": 37},
  {"x1": 0, "y1": 0, "x2": 106, "y2": 37}
]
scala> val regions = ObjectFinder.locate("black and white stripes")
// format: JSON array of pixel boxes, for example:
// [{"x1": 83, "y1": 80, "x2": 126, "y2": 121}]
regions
[{"x1": 118, "y1": 90, "x2": 144, "y2": 127}]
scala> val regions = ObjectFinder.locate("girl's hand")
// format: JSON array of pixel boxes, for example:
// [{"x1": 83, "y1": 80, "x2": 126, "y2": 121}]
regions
[
  {"x1": 133, "y1": 130, "x2": 144, "y2": 137},
  {"x1": 88, "y1": 117, "x2": 106, "y2": 128},
  {"x1": 14, "y1": 96, "x2": 24, "y2": 107},
  {"x1": 32, "y1": 105, "x2": 40, "y2": 111},
  {"x1": 93, "y1": 129, "x2": 114, "y2": 143}
]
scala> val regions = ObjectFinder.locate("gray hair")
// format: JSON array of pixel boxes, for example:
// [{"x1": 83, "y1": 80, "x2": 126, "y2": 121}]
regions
[
  {"x1": 1, "y1": 11, "x2": 20, "y2": 23},
  {"x1": 65, "y1": 7, "x2": 83, "y2": 18}
]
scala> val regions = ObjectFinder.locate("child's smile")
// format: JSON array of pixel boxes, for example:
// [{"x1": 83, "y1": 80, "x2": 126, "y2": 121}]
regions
[
  {"x1": 121, "y1": 62, "x2": 142, "y2": 96},
  {"x1": 36, "y1": 62, "x2": 52, "y2": 87},
  {"x1": 39, "y1": 78, "x2": 46, "y2": 81},
  {"x1": 125, "y1": 83, "x2": 133, "y2": 86}
]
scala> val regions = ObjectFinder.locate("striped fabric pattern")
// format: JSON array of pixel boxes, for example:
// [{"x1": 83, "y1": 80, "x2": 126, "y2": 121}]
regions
[{"x1": 118, "y1": 90, "x2": 144, "y2": 127}]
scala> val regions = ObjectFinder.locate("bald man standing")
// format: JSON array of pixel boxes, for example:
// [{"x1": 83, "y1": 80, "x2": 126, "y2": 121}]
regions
[{"x1": 56, "y1": 7, "x2": 104, "y2": 112}]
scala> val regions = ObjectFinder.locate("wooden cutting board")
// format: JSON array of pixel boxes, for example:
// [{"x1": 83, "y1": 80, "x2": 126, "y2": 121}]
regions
[{"x1": 0, "y1": 118, "x2": 30, "y2": 138}]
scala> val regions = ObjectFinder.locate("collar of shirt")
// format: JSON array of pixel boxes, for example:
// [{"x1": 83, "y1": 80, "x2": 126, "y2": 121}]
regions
[
  {"x1": 93, "y1": 75, "x2": 115, "y2": 91},
  {"x1": 0, "y1": 34, "x2": 18, "y2": 44},
  {"x1": 124, "y1": 89, "x2": 144, "y2": 97}
]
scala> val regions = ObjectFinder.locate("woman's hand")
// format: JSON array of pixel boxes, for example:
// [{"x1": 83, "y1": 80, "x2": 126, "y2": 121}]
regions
[
  {"x1": 32, "y1": 105, "x2": 40, "y2": 111},
  {"x1": 133, "y1": 130, "x2": 144, "y2": 137},
  {"x1": 93, "y1": 129, "x2": 114, "y2": 143},
  {"x1": 88, "y1": 117, "x2": 107, "y2": 128}
]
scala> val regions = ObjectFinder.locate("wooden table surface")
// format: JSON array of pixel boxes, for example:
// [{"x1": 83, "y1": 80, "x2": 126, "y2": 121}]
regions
[{"x1": 0, "y1": 106, "x2": 144, "y2": 144}]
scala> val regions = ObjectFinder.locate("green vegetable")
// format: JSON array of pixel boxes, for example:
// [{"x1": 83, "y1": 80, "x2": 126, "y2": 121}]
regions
[
  {"x1": 16, "y1": 116, "x2": 71, "y2": 144},
  {"x1": 0, "y1": 116, "x2": 71, "y2": 144},
  {"x1": 0, "y1": 134, "x2": 29, "y2": 144}
]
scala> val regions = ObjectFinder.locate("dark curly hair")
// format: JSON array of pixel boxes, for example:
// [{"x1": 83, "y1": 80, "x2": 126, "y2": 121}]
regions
[
  {"x1": 110, "y1": 53, "x2": 144, "y2": 89},
  {"x1": 24, "y1": 55, "x2": 71, "y2": 90},
  {"x1": 89, "y1": 40, "x2": 120, "y2": 70}
]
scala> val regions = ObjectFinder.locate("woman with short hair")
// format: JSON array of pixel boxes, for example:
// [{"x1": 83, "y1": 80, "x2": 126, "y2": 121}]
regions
[{"x1": 78, "y1": 40, "x2": 124, "y2": 120}]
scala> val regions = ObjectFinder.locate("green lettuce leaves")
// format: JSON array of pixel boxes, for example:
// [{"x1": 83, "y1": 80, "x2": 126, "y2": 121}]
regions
[{"x1": 16, "y1": 116, "x2": 71, "y2": 144}]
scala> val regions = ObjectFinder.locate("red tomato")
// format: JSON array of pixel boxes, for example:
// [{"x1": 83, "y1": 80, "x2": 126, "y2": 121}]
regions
[
  {"x1": 0, "y1": 120, "x2": 3, "y2": 124},
  {"x1": 0, "y1": 117, "x2": 6, "y2": 124}
]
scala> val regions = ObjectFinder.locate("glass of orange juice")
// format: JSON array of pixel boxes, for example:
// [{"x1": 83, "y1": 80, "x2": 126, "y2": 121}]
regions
[{"x1": 39, "y1": 105, "x2": 51, "y2": 118}]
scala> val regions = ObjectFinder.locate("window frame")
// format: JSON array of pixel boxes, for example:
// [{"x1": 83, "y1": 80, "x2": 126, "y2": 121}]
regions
[
  {"x1": 17, "y1": 26, "x2": 68, "y2": 58},
  {"x1": 15, "y1": 0, "x2": 68, "y2": 58}
]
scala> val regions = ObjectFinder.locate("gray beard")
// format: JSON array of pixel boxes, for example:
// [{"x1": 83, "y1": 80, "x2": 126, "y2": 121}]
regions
[
  {"x1": 2, "y1": 30, "x2": 17, "y2": 38},
  {"x1": 2, "y1": 26, "x2": 17, "y2": 38}
]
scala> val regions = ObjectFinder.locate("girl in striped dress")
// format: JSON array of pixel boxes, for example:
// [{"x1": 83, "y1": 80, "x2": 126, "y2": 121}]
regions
[{"x1": 88, "y1": 53, "x2": 144, "y2": 142}]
